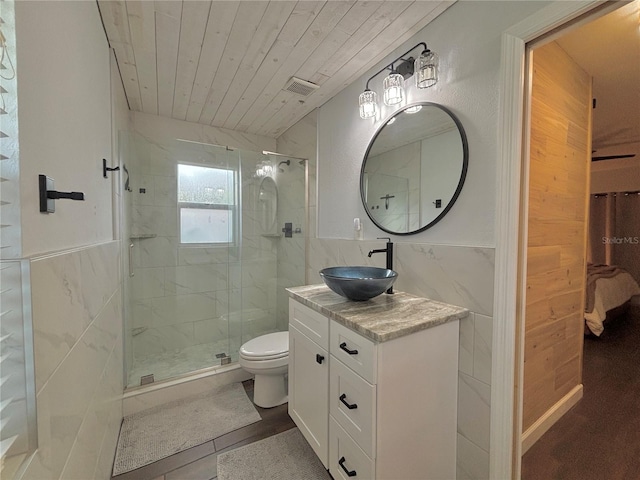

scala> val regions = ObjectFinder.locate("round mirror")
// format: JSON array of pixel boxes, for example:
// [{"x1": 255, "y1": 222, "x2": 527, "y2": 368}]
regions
[
  {"x1": 360, "y1": 103, "x2": 468, "y2": 235},
  {"x1": 257, "y1": 176, "x2": 278, "y2": 233}
]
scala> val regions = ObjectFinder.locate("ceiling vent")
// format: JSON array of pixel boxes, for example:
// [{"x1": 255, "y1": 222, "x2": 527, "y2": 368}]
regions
[{"x1": 283, "y1": 77, "x2": 319, "y2": 97}]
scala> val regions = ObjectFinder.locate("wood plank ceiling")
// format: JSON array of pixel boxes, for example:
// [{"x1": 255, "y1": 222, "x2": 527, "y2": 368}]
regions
[{"x1": 98, "y1": 1, "x2": 454, "y2": 138}]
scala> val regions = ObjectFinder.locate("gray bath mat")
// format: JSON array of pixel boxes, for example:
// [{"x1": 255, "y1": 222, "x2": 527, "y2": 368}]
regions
[
  {"x1": 113, "y1": 383, "x2": 261, "y2": 475},
  {"x1": 217, "y1": 428, "x2": 330, "y2": 480}
]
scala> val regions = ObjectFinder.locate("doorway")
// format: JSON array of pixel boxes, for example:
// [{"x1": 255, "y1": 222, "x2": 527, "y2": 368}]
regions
[{"x1": 517, "y1": 1, "x2": 640, "y2": 478}]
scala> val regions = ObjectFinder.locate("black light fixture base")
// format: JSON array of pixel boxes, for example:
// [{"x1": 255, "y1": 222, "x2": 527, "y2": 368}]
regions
[{"x1": 396, "y1": 57, "x2": 415, "y2": 79}]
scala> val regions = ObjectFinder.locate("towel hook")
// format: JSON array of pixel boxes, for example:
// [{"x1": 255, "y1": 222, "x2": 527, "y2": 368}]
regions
[{"x1": 103, "y1": 158, "x2": 120, "y2": 178}]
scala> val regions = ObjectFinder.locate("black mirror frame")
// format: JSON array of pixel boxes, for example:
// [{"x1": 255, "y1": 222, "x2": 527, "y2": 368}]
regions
[{"x1": 359, "y1": 102, "x2": 469, "y2": 235}]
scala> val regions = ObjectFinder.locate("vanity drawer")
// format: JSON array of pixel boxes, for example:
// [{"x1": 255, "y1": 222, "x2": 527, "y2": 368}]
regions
[
  {"x1": 289, "y1": 298, "x2": 329, "y2": 350},
  {"x1": 330, "y1": 320, "x2": 377, "y2": 384},
  {"x1": 330, "y1": 417, "x2": 375, "y2": 480},
  {"x1": 330, "y1": 355, "x2": 376, "y2": 458}
]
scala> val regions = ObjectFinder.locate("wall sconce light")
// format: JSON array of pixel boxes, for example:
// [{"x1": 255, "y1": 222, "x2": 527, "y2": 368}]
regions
[{"x1": 358, "y1": 42, "x2": 438, "y2": 119}]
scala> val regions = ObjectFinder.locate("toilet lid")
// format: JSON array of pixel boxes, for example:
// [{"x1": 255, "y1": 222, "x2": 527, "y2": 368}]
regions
[{"x1": 240, "y1": 332, "x2": 289, "y2": 359}]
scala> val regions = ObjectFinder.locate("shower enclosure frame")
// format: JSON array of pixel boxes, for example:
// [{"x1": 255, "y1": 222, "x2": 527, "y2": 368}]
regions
[{"x1": 118, "y1": 133, "x2": 307, "y2": 390}]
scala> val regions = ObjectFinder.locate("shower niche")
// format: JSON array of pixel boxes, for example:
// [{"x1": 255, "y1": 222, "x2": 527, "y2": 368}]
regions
[{"x1": 120, "y1": 134, "x2": 306, "y2": 388}]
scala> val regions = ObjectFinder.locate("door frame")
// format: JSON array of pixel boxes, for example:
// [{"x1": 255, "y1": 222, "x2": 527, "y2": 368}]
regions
[{"x1": 491, "y1": 1, "x2": 624, "y2": 478}]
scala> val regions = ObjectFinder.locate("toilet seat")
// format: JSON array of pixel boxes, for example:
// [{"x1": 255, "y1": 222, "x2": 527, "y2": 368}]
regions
[{"x1": 239, "y1": 331, "x2": 289, "y2": 361}]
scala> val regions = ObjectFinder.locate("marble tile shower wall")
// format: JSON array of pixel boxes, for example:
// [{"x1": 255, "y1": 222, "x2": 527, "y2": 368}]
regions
[
  {"x1": 307, "y1": 238, "x2": 494, "y2": 479},
  {"x1": 127, "y1": 137, "x2": 277, "y2": 371},
  {"x1": 21, "y1": 241, "x2": 122, "y2": 480},
  {"x1": 274, "y1": 163, "x2": 306, "y2": 332},
  {"x1": 275, "y1": 111, "x2": 318, "y2": 330}
]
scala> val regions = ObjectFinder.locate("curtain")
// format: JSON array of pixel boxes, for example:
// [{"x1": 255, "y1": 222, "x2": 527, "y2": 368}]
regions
[
  {"x1": 613, "y1": 192, "x2": 640, "y2": 284},
  {"x1": 589, "y1": 195, "x2": 608, "y2": 265}
]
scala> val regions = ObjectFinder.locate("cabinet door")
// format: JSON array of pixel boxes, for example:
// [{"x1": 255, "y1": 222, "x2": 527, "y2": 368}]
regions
[{"x1": 289, "y1": 324, "x2": 329, "y2": 467}]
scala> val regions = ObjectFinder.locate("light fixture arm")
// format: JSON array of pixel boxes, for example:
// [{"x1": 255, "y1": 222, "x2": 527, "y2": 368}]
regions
[{"x1": 364, "y1": 42, "x2": 428, "y2": 90}]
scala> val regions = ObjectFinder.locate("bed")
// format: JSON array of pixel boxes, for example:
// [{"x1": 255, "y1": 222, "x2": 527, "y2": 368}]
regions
[{"x1": 584, "y1": 264, "x2": 640, "y2": 336}]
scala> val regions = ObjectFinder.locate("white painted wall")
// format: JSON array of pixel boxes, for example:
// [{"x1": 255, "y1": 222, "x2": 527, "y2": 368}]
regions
[
  {"x1": 317, "y1": 1, "x2": 550, "y2": 246},
  {"x1": 14, "y1": 3, "x2": 126, "y2": 479},
  {"x1": 16, "y1": 1, "x2": 113, "y2": 257},
  {"x1": 591, "y1": 149, "x2": 640, "y2": 193}
]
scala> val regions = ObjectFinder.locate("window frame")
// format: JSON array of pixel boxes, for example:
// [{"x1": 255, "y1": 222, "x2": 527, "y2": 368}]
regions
[{"x1": 177, "y1": 163, "x2": 238, "y2": 247}]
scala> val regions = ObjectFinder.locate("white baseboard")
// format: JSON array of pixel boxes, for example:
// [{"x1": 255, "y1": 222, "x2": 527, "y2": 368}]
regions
[{"x1": 521, "y1": 384, "x2": 583, "y2": 454}]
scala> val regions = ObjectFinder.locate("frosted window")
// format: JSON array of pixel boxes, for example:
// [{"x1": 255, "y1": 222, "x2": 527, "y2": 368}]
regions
[
  {"x1": 180, "y1": 208, "x2": 232, "y2": 244},
  {"x1": 178, "y1": 164, "x2": 236, "y2": 244},
  {"x1": 178, "y1": 164, "x2": 234, "y2": 205}
]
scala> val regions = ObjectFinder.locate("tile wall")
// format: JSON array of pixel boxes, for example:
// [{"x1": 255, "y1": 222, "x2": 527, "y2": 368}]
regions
[
  {"x1": 273, "y1": 159, "x2": 307, "y2": 332},
  {"x1": 20, "y1": 242, "x2": 122, "y2": 480},
  {"x1": 275, "y1": 112, "x2": 318, "y2": 330},
  {"x1": 129, "y1": 136, "x2": 277, "y2": 384}
]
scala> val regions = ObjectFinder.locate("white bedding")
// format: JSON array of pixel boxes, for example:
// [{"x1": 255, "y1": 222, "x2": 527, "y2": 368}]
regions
[{"x1": 584, "y1": 272, "x2": 640, "y2": 336}]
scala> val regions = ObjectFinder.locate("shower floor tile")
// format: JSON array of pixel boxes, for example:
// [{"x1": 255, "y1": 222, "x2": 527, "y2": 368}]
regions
[
  {"x1": 127, "y1": 340, "x2": 236, "y2": 388},
  {"x1": 127, "y1": 329, "x2": 280, "y2": 388}
]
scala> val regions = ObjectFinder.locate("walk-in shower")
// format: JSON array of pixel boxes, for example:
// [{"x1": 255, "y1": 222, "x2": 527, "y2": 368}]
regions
[{"x1": 120, "y1": 134, "x2": 306, "y2": 389}]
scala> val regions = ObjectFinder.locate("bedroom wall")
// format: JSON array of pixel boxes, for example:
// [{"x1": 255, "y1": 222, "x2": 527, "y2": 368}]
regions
[
  {"x1": 591, "y1": 151, "x2": 640, "y2": 194},
  {"x1": 522, "y1": 42, "x2": 591, "y2": 435}
]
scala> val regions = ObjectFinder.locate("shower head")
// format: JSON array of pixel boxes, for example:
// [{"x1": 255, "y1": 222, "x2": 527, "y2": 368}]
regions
[{"x1": 277, "y1": 159, "x2": 290, "y2": 172}]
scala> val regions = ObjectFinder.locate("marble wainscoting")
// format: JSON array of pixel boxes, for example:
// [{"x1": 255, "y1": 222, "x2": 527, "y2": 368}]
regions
[
  {"x1": 307, "y1": 237, "x2": 494, "y2": 479},
  {"x1": 21, "y1": 241, "x2": 123, "y2": 480}
]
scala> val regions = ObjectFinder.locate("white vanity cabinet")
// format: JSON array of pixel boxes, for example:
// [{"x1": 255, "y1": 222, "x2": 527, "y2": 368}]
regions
[
  {"x1": 288, "y1": 292, "x2": 463, "y2": 480},
  {"x1": 288, "y1": 299, "x2": 330, "y2": 467}
]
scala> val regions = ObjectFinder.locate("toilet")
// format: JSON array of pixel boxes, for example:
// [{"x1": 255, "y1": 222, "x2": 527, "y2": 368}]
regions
[{"x1": 239, "y1": 331, "x2": 289, "y2": 408}]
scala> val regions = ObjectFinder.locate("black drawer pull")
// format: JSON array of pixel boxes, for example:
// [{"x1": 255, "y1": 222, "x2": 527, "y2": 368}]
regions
[
  {"x1": 339, "y1": 456, "x2": 357, "y2": 477},
  {"x1": 316, "y1": 354, "x2": 325, "y2": 364},
  {"x1": 339, "y1": 342, "x2": 358, "y2": 355},
  {"x1": 339, "y1": 393, "x2": 358, "y2": 410}
]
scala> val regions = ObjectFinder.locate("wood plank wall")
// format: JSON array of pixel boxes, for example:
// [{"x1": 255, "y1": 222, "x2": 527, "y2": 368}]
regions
[{"x1": 522, "y1": 41, "x2": 592, "y2": 431}]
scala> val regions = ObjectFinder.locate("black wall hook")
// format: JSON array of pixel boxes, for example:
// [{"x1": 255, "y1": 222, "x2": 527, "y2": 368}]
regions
[
  {"x1": 103, "y1": 158, "x2": 120, "y2": 178},
  {"x1": 39, "y1": 175, "x2": 85, "y2": 213}
]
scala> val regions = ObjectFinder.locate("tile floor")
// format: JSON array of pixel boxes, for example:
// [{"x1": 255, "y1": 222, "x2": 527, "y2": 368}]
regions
[
  {"x1": 127, "y1": 340, "x2": 236, "y2": 388},
  {"x1": 112, "y1": 380, "x2": 295, "y2": 480}
]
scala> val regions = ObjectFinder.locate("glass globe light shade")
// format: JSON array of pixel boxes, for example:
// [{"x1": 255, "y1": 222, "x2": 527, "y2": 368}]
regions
[
  {"x1": 415, "y1": 50, "x2": 438, "y2": 89},
  {"x1": 383, "y1": 73, "x2": 405, "y2": 106},
  {"x1": 359, "y1": 90, "x2": 378, "y2": 119}
]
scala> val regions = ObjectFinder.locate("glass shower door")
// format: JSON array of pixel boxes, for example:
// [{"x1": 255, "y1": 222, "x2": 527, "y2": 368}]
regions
[
  {"x1": 120, "y1": 135, "x2": 307, "y2": 388},
  {"x1": 122, "y1": 134, "x2": 236, "y2": 387}
]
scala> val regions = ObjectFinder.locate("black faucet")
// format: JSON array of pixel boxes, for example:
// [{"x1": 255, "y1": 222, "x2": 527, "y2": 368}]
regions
[{"x1": 368, "y1": 237, "x2": 394, "y2": 294}]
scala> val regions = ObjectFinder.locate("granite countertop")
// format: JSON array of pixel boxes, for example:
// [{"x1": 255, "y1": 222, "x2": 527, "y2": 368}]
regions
[{"x1": 286, "y1": 284, "x2": 469, "y2": 343}]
